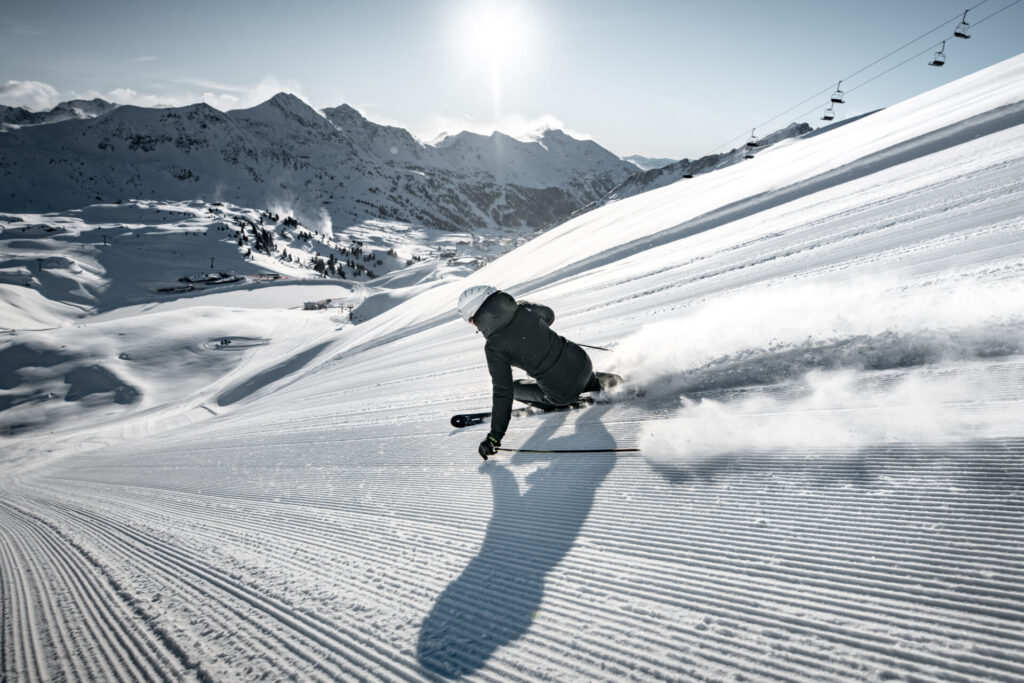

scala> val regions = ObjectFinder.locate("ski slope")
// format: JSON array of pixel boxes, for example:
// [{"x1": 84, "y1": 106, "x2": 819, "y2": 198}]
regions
[{"x1": 2, "y1": 54, "x2": 1024, "y2": 681}]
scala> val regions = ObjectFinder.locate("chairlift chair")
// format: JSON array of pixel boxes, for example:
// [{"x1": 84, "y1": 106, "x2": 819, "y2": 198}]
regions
[
  {"x1": 930, "y1": 41, "x2": 946, "y2": 66},
  {"x1": 821, "y1": 106, "x2": 835, "y2": 121},
  {"x1": 954, "y1": 10, "x2": 970, "y2": 39},
  {"x1": 830, "y1": 81, "x2": 845, "y2": 104},
  {"x1": 745, "y1": 128, "x2": 759, "y2": 148}
]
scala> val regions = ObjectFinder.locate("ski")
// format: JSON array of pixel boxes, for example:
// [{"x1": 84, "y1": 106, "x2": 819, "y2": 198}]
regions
[{"x1": 450, "y1": 397, "x2": 595, "y2": 428}]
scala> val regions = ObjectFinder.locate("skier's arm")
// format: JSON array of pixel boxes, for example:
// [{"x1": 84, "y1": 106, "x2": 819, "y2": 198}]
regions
[
  {"x1": 485, "y1": 346, "x2": 514, "y2": 442},
  {"x1": 520, "y1": 302, "x2": 555, "y2": 326}
]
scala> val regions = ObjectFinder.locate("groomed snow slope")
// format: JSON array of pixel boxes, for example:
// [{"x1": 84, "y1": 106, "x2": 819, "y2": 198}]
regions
[{"x1": 2, "y1": 54, "x2": 1024, "y2": 681}]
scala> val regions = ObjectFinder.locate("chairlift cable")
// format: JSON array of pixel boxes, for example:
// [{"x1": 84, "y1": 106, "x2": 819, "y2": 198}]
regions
[
  {"x1": 780, "y1": 0, "x2": 1019, "y2": 131},
  {"x1": 846, "y1": 0, "x2": 1022, "y2": 98},
  {"x1": 969, "y1": 0, "x2": 1023, "y2": 26},
  {"x1": 804, "y1": 0, "x2": 1015, "y2": 120},
  {"x1": 784, "y1": 42, "x2": 957, "y2": 129},
  {"x1": 781, "y1": 41, "x2": 941, "y2": 127},
  {"x1": 834, "y1": 0, "x2": 991, "y2": 87},
  {"x1": 698, "y1": 0, "x2": 999, "y2": 159},
  {"x1": 845, "y1": 43, "x2": 946, "y2": 97}
]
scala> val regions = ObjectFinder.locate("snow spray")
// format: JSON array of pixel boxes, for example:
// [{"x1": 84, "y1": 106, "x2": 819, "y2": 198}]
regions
[{"x1": 605, "y1": 277, "x2": 1024, "y2": 462}]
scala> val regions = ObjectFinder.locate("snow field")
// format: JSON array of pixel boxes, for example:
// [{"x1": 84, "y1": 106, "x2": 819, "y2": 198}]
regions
[
  {"x1": 2, "y1": 54, "x2": 1024, "y2": 680},
  {"x1": 0, "y1": 197, "x2": 489, "y2": 450}
]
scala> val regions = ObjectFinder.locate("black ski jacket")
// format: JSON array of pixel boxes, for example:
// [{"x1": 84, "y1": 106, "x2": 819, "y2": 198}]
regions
[{"x1": 473, "y1": 291, "x2": 593, "y2": 440}]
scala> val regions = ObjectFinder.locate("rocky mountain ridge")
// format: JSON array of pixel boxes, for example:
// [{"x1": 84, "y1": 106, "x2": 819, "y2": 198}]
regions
[
  {"x1": 0, "y1": 93, "x2": 637, "y2": 235},
  {"x1": 0, "y1": 98, "x2": 119, "y2": 129},
  {"x1": 591, "y1": 122, "x2": 814, "y2": 210}
]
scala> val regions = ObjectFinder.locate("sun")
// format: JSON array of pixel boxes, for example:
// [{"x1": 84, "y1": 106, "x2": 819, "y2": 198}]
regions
[
  {"x1": 458, "y1": 1, "x2": 533, "y2": 69},
  {"x1": 449, "y1": 1, "x2": 539, "y2": 120}
]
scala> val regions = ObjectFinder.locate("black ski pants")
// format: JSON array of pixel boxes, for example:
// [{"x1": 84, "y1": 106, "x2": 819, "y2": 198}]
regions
[{"x1": 513, "y1": 374, "x2": 603, "y2": 410}]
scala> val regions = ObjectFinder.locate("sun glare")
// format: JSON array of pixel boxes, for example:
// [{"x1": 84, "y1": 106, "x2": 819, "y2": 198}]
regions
[
  {"x1": 450, "y1": 1, "x2": 538, "y2": 121},
  {"x1": 459, "y1": 1, "x2": 532, "y2": 68}
]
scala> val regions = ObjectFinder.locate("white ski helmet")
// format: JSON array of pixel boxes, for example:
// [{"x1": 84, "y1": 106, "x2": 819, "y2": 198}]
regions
[{"x1": 458, "y1": 285, "x2": 498, "y2": 322}]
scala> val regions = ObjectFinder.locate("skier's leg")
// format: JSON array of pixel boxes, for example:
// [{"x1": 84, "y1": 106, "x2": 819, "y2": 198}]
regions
[{"x1": 513, "y1": 380, "x2": 560, "y2": 410}]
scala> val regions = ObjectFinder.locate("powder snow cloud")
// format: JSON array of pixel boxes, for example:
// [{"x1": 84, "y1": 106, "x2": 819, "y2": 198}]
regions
[{"x1": 622, "y1": 277, "x2": 1024, "y2": 464}]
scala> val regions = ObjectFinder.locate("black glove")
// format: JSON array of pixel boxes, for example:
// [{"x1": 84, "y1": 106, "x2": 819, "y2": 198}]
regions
[{"x1": 478, "y1": 434, "x2": 500, "y2": 460}]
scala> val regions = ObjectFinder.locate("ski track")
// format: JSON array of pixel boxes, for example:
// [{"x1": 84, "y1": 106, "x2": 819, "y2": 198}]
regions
[
  {"x1": 4, "y1": 387, "x2": 1024, "y2": 681},
  {"x1": 0, "y1": 499, "x2": 194, "y2": 682},
  {"x1": 6, "y1": 372, "x2": 1022, "y2": 680},
  {"x1": 4, "y1": 399, "x2": 1023, "y2": 681}
]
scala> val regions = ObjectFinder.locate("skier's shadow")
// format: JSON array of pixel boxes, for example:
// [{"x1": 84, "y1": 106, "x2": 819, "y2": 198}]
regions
[{"x1": 416, "y1": 404, "x2": 617, "y2": 679}]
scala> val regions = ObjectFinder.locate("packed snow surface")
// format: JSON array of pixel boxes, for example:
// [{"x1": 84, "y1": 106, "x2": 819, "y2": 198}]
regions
[{"x1": 2, "y1": 54, "x2": 1024, "y2": 680}]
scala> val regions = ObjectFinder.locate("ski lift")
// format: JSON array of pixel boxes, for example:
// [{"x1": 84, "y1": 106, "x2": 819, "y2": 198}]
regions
[
  {"x1": 830, "y1": 81, "x2": 845, "y2": 104},
  {"x1": 821, "y1": 106, "x2": 836, "y2": 121},
  {"x1": 744, "y1": 129, "x2": 758, "y2": 159},
  {"x1": 954, "y1": 10, "x2": 970, "y2": 39},
  {"x1": 929, "y1": 41, "x2": 947, "y2": 67}
]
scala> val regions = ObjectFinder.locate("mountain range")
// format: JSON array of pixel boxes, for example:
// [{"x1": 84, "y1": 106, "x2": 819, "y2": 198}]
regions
[
  {"x1": 0, "y1": 94, "x2": 809, "y2": 237},
  {"x1": 0, "y1": 94, "x2": 637, "y2": 234},
  {"x1": 0, "y1": 98, "x2": 119, "y2": 128}
]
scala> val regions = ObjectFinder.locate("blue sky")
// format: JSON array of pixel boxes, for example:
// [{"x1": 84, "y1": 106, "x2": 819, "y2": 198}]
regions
[{"x1": 1, "y1": 0, "x2": 1021, "y2": 158}]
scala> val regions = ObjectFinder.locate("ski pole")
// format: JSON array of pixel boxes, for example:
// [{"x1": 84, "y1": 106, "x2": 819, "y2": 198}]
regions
[
  {"x1": 496, "y1": 447, "x2": 640, "y2": 454},
  {"x1": 578, "y1": 343, "x2": 612, "y2": 352}
]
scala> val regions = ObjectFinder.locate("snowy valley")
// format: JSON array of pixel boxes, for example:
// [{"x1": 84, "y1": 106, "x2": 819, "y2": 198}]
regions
[{"x1": 1, "y1": 51, "x2": 1024, "y2": 682}]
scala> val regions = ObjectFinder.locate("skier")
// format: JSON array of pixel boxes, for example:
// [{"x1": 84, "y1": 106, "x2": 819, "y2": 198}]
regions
[{"x1": 458, "y1": 285, "x2": 620, "y2": 460}]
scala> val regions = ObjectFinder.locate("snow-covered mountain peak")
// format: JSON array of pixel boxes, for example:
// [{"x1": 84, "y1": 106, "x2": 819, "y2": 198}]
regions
[
  {"x1": 321, "y1": 103, "x2": 366, "y2": 126},
  {"x1": 55, "y1": 98, "x2": 118, "y2": 119},
  {"x1": 536, "y1": 128, "x2": 573, "y2": 143},
  {"x1": 425, "y1": 127, "x2": 635, "y2": 188},
  {"x1": 0, "y1": 93, "x2": 637, "y2": 231},
  {"x1": 85, "y1": 100, "x2": 236, "y2": 140},
  {"x1": 262, "y1": 92, "x2": 315, "y2": 112},
  {"x1": 1, "y1": 97, "x2": 118, "y2": 128},
  {"x1": 318, "y1": 105, "x2": 427, "y2": 169},
  {"x1": 622, "y1": 154, "x2": 678, "y2": 170},
  {"x1": 229, "y1": 92, "x2": 328, "y2": 129},
  {"x1": 431, "y1": 129, "x2": 490, "y2": 148},
  {"x1": 426, "y1": 131, "x2": 450, "y2": 146},
  {"x1": 321, "y1": 103, "x2": 426, "y2": 156},
  {"x1": 510, "y1": 124, "x2": 556, "y2": 144},
  {"x1": 436, "y1": 127, "x2": 568, "y2": 148}
]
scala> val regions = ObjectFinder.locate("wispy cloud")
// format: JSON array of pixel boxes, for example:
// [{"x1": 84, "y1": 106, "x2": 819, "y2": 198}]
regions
[
  {"x1": 172, "y1": 76, "x2": 247, "y2": 93},
  {"x1": 129, "y1": 55, "x2": 158, "y2": 63}
]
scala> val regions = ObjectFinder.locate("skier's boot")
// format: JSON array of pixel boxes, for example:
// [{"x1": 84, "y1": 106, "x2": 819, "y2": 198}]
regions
[
  {"x1": 596, "y1": 372, "x2": 623, "y2": 392},
  {"x1": 584, "y1": 372, "x2": 624, "y2": 394}
]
